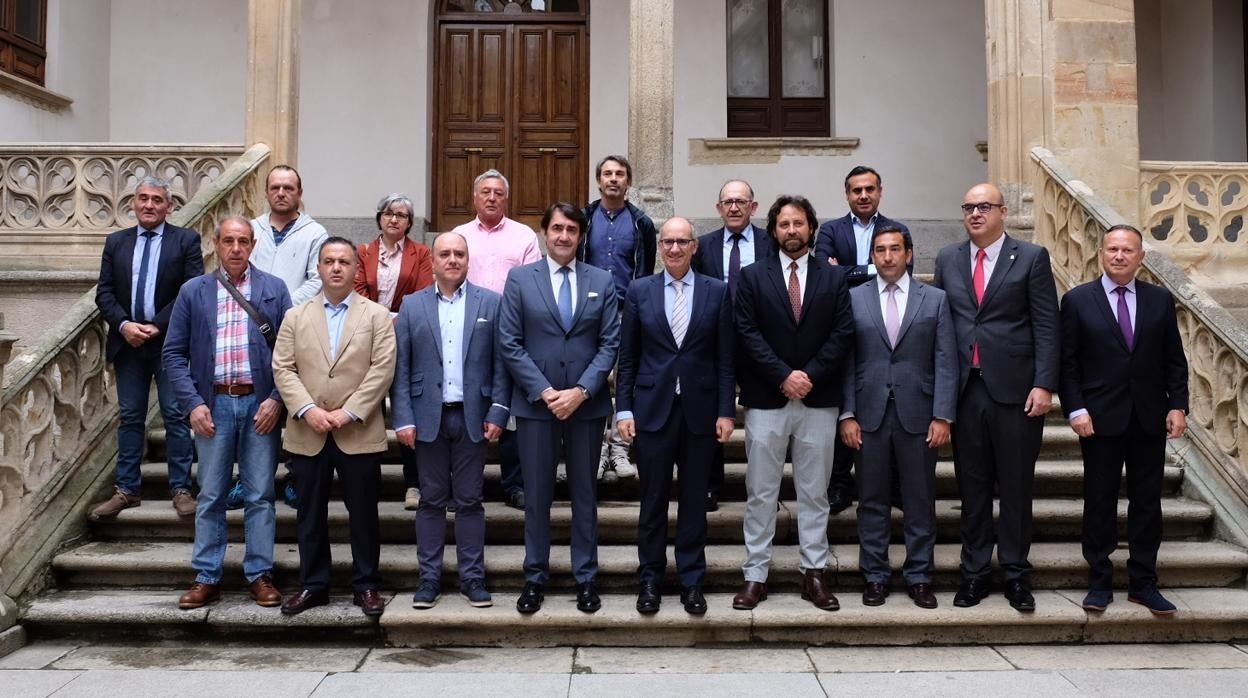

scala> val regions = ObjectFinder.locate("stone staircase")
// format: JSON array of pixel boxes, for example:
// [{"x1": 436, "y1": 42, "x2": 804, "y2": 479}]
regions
[{"x1": 19, "y1": 399, "x2": 1248, "y2": 647}]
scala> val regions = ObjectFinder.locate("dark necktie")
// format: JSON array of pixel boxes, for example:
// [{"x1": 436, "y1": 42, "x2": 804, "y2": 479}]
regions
[
  {"x1": 557, "y1": 266, "x2": 573, "y2": 330},
  {"x1": 1115, "y1": 286, "x2": 1134, "y2": 351},
  {"x1": 728, "y1": 232, "x2": 743, "y2": 297},
  {"x1": 134, "y1": 230, "x2": 156, "y2": 322},
  {"x1": 787, "y1": 261, "x2": 802, "y2": 323}
]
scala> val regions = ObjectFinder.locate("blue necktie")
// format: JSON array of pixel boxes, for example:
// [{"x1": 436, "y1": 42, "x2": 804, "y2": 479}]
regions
[
  {"x1": 134, "y1": 230, "x2": 155, "y2": 321},
  {"x1": 557, "y1": 266, "x2": 573, "y2": 330}
]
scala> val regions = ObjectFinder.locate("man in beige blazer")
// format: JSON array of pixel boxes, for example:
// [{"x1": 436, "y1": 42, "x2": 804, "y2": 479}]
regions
[{"x1": 272, "y1": 236, "x2": 396, "y2": 617}]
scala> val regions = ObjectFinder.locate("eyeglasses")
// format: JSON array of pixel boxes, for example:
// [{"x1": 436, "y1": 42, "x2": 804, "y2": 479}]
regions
[
  {"x1": 659, "y1": 239, "x2": 696, "y2": 249},
  {"x1": 718, "y1": 198, "x2": 753, "y2": 209},
  {"x1": 381, "y1": 211, "x2": 411, "y2": 220},
  {"x1": 960, "y1": 202, "x2": 1004, "y2": 215}
]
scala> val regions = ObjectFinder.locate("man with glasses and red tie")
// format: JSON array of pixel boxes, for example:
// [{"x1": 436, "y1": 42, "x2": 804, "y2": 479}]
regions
[{"x1": 932, "y1": 183, "x2": 1060, "y2": 613}]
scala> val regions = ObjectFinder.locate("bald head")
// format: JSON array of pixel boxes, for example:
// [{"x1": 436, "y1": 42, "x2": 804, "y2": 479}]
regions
[
  {"x1": 961, "y1": 182, "x2": 1008, "y2": 247},
  {"x1": 431, "y1": 232, "x2": 469, "y2": 293},
  {"x1": 659, "y1": 216, "x2": 698, "y2": 278}
]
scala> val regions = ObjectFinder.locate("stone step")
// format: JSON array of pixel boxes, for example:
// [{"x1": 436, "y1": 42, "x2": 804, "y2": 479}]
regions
[
  {"x1": 22, "y1": 587, "x2": 1248, "y2": 646},
  {"x1": 50, "y1": 540, "x2": 1248, "y2": 592},
  {"x1": 88, "y1": 497, "x2": 1215, "y2": 545},
  {"x1": 136, "y1": 460, "x2": 1185, "y2": 501}
]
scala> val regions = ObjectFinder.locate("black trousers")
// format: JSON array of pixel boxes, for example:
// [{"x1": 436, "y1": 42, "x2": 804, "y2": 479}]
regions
[
  {"x1": 289, "y1": 434, "x2": 382, "y2": 592},
  {"x1": 1080, "y1": 412, "x2": 1166, "y2": 593},
  {"x1": 635, "y1": 396, "x2": 713, "y2": 588}
]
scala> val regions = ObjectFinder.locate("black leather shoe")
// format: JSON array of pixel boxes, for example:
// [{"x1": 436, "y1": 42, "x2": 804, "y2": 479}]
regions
[
  {"x1": 908, "y1": 583, "x2": 938, "y2": 609},
  {"x1": 681, "y1": 585, "x2": 707, "y2": 615},
  {"x1": 705, "y1": 491, "x2": 719, "y2": 513},
  {"x1": 862, "y1": 581, "x2": 888, "y2": 607},
  {"x1": 505, "y1": 490, "x2": 525, "y2": 510},
  {"x1": 1004, "y1": 579, "x2": 1036, "y2": 612},
  {"x1": 280, "y1": 588, "x2": 329, "y2": 616},
  {"x1": 636, "y1": 582, "x2": 661, "y2": 614},
  {"x1": 516, "y1": 582, "x2": 544, "y2": 614},
  {"x1": 828, "y1": 488, "x2": 853, "y2": 516},
  {"x1": 353, "y1": 588, "x2": 385, "y2": 617},
  {"x1": 953, "y1": 577, "x2": 990, "y2": 608},
  {"x1": 576, "y1": 580, "x2": 602, "y2": 613}
]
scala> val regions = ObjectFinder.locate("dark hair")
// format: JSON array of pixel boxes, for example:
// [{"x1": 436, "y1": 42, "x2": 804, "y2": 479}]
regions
[
  {"x1": 267, "y1": 164, "x2": 303, "y2": 190},
  {"x1": 318, "y1": 236, "x2": 358, "y2": 261},
  {"x1": 1105, "y1": 223, "x2": 1144, "y2": 241},
  {"x1": 595, "y1": 155, "x2": 632, "y2": 181},
  {"x1": 870, "y1": 224, "x2": 913, "y2": 251},
  {"x1": 540, "y1": 202, "x2": 588, "y2": 235},
  {"x1": 765, "y1": 195, "x2": 818, "y2": 249},
  {"x1": 844, "y1": 165, "x2": 881, "y2": 191}
]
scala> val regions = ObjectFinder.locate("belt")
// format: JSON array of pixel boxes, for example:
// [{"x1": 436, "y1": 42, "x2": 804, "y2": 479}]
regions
[
  {"x1": 214, "y1": 383, "x2": 255, "y2": 396},
  {"x1": 442, "y1": 401, "x2": 464, "y2": 410}
]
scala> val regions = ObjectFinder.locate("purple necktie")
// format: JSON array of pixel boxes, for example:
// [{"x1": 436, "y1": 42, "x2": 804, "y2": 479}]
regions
[
  {"x1": 884, "y1": 283, "x2": 900, "y2": 348},
  {"x1": 1115, "y1": 286, "x2": 1134, "y2": 351},
  {"x1": 728, "y1": 233, "x2": 743, "y2": 297}
]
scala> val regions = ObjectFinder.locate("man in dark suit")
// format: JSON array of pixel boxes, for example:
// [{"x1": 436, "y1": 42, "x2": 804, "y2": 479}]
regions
[
  {"x1": 932, "y1": 182, "x2": 1060, "y2": 612},
  {"x1": 162, "y1": 216, "x2": 291, "y2": 610},
  {"x1": 91, "y1": 176, "x2": 204, "y2": 520},
  {"x1": 616, "y1": 216, "x2": 736, "y2": 616},
  {"x1": 391, "y1": 232, "x2": 512, "y2": 610},
  {"x1": 731, "y1": 195, "x2": 854, "y2": 612},
  {"x1": 499, "y1": 202, "x2": 620, "y2": 615},
  {"x1": 814, "y1": 166, "x2": 911, "y2": 514},
  {"x1": 1060, "y1": 224, "x2": 1189, "y2": 616},
  {"x1": 691, "y1": 179, "x2": 775, "y2": 512},
  {"x1": 839, "y1": 226, "x2": 957, "y2": 609}
]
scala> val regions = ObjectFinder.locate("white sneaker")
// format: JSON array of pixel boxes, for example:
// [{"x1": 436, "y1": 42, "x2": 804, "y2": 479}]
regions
[
  {"x1": 556, "y1": 463, "x2": 568, "y2": 483},
  {"x1": 404, "y1": 487, "x2": 421, "y2": 510},
  {"x1": 612, "y1": 454, "x2": 637, "y2": 479}
]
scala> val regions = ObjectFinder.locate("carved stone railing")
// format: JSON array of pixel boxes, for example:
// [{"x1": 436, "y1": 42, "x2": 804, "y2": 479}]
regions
[
  {"x1": 0, "y1": 142, "x2": 270, "y2": 613},
  {"x1": 1139, "y1": 161, "x2": 1248, "y2": 280},
  {"x1": 1034, "y1": 147, "x2": 1248, "y2": 544}
]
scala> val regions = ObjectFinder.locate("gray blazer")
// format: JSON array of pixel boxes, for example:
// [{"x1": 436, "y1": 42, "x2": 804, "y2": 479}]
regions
[
  {"x1": 390, "y1": 281, "x2": 511, "y2": 443},
  {"x1": 842, "y1": 277, "x2": 958, "y2": 435},
  {"x1": 499, "y1": 259, "x2": 620, "y2": 421}
]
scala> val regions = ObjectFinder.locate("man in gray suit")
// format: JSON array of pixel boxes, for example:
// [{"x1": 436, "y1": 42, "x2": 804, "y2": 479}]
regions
[
  {"x1": 840, "y1": 226, "x2": 957, "y2": 609},
  {"x1": 932, "y1": 183, "x2": 1060, "y2": 612},
  {"x1": 499, "y1": 202, "x2": 621, "y2": 615},
  {"x1": 391, "y1": 232, "x2": 512, "y2": 610}
]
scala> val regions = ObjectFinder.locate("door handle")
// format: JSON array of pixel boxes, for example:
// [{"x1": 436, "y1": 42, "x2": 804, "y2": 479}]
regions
[
  {"x1": 538, "y1": 147, "x2": 558, "y2": 153},
  {"x1": 463, "y1": 147, "x2": 483, "y2": 154}
]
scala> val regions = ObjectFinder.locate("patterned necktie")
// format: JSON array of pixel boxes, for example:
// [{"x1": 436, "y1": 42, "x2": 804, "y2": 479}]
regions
[
  {"x1": 787, "y1": 261, "x2": 802, "y2": 323},
  {"x1": 557, "y1": 266, "x2": 574, "y2": 330},
  {"x1": 671, "y1": 278, "x2": 687, "y2": 394},
  {"x1": 1115, "y1": 286, "x2": 1134, "y2": 351},
  {"x1": 971, "y1": 248, "x2": 987, "y2": 366},
  {"x1": 134, "y1": 230, "x2": 156, "y2": 322},
  {"x1": 728, "y1": 233, "x2": 743, "y2": 297},
  {"x1": 885, "y1": 282, "x2": 900, "y2": 348}
]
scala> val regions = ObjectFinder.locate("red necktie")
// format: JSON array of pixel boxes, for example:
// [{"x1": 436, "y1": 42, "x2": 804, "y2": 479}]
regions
[
  {"x1": 972, "y1": 248, "x2": 986, "y2": 366},
  {"x1": 788, "y1": 261, "x2": 802, "y2": 323}
]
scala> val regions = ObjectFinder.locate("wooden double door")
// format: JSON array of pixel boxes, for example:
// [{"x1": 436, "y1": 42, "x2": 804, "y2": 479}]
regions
[{"x1": 433, "y1": 21, "x2": 589, "y2": 232}]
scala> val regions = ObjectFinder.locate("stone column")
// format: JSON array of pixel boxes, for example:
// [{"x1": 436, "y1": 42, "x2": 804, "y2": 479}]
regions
[
  {"x1": 246, "y1": 0, "x2": 301, "y2": 171},
  {"x1": 985, "y1": 0, "x2": 1140, "y2": 222},
  {"x1": 628, "y1": 0, "x2": 674, "y2": 222}
]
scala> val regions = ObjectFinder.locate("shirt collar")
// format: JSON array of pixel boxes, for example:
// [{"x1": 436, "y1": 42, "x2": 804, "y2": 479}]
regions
[
  {"x1": 546, "y1": 256, "x2": 574, "y2": 276},
  {"x1": 1100, "y1": 274, "x2": 1137, "y2": 295},
  {"x1": 663, "y1": 268, "x2": 693, "y2": 286},
  {"x1": 323, "y1": 291, "x2": 354, "y2": 311},
  {"x1": 476, "y1": 216, "x2": 507, "y2": 234},
  {"x1": 725, "y1": 224, "x2": 754, "y2": 242},
  {"x1": 850, "y1": 212, "x2": 879, "y2": 228},
  {"x1": 437, "y1": 284, "x2": 465, "y2": 303},
  {"x1": 973, "y1": 233, "x2": 1007, "y2": 261},
  {"x1": 139, "y1": 221, "x2": 166, "y2": 237},
  {"x1": 378, "y1": 235, "x2": 404, "y2": 259},
  {"x1": 876, "y1": 272, "x2": 910, "y2": 294},
  {"x1": 780, "y1": 250, "x2": 810, "y2": 270}
]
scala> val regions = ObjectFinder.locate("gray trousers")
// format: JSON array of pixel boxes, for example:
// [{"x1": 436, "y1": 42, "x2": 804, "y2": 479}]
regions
[
  {"x1": 742, "y1": 400, "x2": 838, "y2": 582},
  {"x1": 412, "y1": 406, "x2": 487, "y2": 582}
]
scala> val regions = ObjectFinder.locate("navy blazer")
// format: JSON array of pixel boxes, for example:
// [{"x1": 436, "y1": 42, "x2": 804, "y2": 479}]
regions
[
  {"x1": 96, "y1": 223, "x2": 205, "y2": 361},
  {"x1": 1059, "y1": 276, "x2": 1189, "y2": 436},
  {"x1": 616, "y1": 272, "x2": 736, "y2": 435},
  {"x1": 390, "y1": 282, "x2": 511, "y2": 443},
  {"x1": 814, "y1": 213, "x2": 911, "y2": 286},
  {"x1": 499, "y1": 259, "x2": 620, "y2": 421},
  {"x1": 161, "y1": 266, "x2": 292, "y2": 417},
  {"x1": 734, "y1": 252, "x2": 854, "y2": 409},
  {"x1": 690, "y1": 225, "x2": 775, "y2": 287}
]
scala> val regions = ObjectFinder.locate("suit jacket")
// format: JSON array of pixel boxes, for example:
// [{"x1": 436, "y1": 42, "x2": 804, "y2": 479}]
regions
[
  {"x1": 814, "y1": 213, "x2": 911, "y2": 286},
  {"x1": 931, "y1": 234, "x2": 1060, "y2": 404},
  {"x1": 690, "y1": 225, "x2": 776, "y2": 286},
  {"x1": 498, "y1": 259, "x2": 620, "y2": 421},
  {"x1": 616, "y1": 272, "x2": 735, "y2": 435},
  {"x1": 272, "y1": 291, "x2": 397, "y2": 456},
  {"x1": 841, "y1": 277, "x2": 958, "y2": 434},
  {"x1": 162, "y1": 266, "x2": 292, "y2": 417},
  {"x1": 354, "y1": 235, "x2": 434, "y2": 313},
  {"x1": 390, "y1": 282, "x2": 512, "y2": 443},
  {"x1": 1059, "y1": 276, "x2": 1189, "y2": 436},
  {"x1": 735, "y1": 252, "x2": 854, "y2": 409},
  {"x1": 95, "y1": 223, "x2": 204, "y2": 361}
]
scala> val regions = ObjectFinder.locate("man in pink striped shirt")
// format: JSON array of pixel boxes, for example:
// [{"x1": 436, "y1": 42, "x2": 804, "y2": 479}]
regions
[{"x1": 451, "y1": 170, "x2": 541, "y2": 511}]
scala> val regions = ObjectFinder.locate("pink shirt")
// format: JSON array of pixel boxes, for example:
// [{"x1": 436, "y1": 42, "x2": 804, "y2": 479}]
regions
[{"x1": 451, "y1": 216, "x2": 542, "y2": 294}]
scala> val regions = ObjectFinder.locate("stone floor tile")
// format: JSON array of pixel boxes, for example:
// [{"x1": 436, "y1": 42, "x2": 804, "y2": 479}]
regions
[
  {"x1": 312, "y1": 672, "x2": 569, "y2": 697},
  {"x1": 0, "y1": 644, "x2": 78, "y2": 670},
  {"x1": 32, "y1": 670, "x2": 325, "y2": 697},
  {"x1": 817, "y1": 669, "x2": 1081, "y2": 697},
  {"x1": 1060, "y1": 668, "x2": 1248, "y2": 696},
  {"x1": 0, "y1": 669, "x2": 82, "y2": 697},
  {"x1": 569, "y1": 673, "x2": 826, "y2": 697},
  {"x1": 360, "y1": 647, "x2": 574, "y2": 673},
  {"x1": 574, "y1": 647, "x2": 814, "y2": 673},
  {"x1": 51, "y1": 645, "x2": 367, "y2": 672},
  {"x1": 807, "y1": 646, "x2": 1013, "y2": 673},
  {"x1": 997, "y1": 643, "x2": 1248, "y2": 670}
]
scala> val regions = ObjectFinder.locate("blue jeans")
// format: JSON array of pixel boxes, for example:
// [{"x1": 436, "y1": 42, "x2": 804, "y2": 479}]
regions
[
  {"x1": 114, "y1": 346, "x2": 193, "y2": 495},
  {"x1": 191, "y1": 393, "x2": 278, "y2": 584}
]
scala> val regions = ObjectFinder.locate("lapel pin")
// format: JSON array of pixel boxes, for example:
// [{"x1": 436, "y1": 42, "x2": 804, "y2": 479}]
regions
[{"x1": 1010, "y1": 255, "x2": 1015, "y2": 260}]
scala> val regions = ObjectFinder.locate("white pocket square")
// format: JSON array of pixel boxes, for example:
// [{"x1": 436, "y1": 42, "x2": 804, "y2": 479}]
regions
[
  {"x1": 476, "y1": 317, "x2": 489, "y2": 323},
  {"x1": 588, "y1": 291, "x2": 599, "y2": 299}
]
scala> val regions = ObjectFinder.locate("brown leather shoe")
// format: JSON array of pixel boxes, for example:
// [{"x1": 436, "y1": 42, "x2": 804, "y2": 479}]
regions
[
  {"x1": 171, "y1": 489, "x2": 197, "y2": 517},
  {"x1": 90, "y1": 489, "x2": 141, "y2": 520},
  {"x1": 732, "y1": 581, "x2": 768, "y2": 610},
  {"x1": 862, "y1": 581, "x2": 889, "y2": 607},
  {"x1": 178, "y1": 582, "x2": 220, "y2": 609},
  {"x1": 802, "y1": 569, "x2": 840, "y2": 611},
  {"x1": 353, "y1": 588, "x2": 386, "y2": 617},
  {"x1": 909, "y1": 582, "x2": 938, "y2": 609},
  {"x1": 249, "y1": 575, "x2": 283, "y2": 607},
  {"x1": 281, "y1": 588, "x2": 329, "y2": 616}
]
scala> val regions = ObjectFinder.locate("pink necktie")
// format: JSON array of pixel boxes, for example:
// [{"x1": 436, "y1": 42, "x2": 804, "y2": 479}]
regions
[{"x1": 885, "y1": 283, "x2": 900, "y2": 348}]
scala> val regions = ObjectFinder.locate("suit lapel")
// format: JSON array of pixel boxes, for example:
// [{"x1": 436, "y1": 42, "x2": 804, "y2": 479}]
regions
[
  {"x1": 863, "y1": 282, "x2": 891, "y2": 348},
  {"x1": 840, "y1": 216, "x2": 857, "y2": 264},
  {"x1": 799, "y1": 256, "x2": 820, "y2": 324},
  {"x1": 398, "y1": 238, "x2": 418, "y2": 295},
  {"x1": 569, "y1": 261, "x2": 593, "y2": 331},
  {"x1": 1094, "y1": 276, "x2": 1131, "y2": 352},
  {"x1": 689, "y1": 274, "x2": 715, "y2": 343},
  {"x1": 978, "y1": 236, "x2": 1018, "y2": 311},
  {"x1": 422, "y1": 289, "x2": 444, "y2": 362},
  {"x1": 153, "y1": 226, "x2": 178, "y2": 291},
  {"x1": 764, "y1": 256, "x2": 795, "y2": 328},
  {"x1": 895, "y1": 280, "x2": 925, "y2": 347},
  {"x1": 708, "y1": 229, "x2": 726, "y2": 279},
  {"x1": 330, "y1": 292, "x2": 367, "y2": 368},
  {"x1": 310, "y1": 293, "x2": 333, "y2": 364},
  {"x1": 118, "y1": 229, "x2": 138, "y2": 311},
  {"x1": 955, "y1": 241, "x2": 977, "y2": 309},
  {"x1": 533, "y1": 262, "x2": 562, "y2": 329},
  {"x1": 461, "y1": 283, "x2": 482, "y2": 361},
  {"x1": 650, "y1": 275, "x2": 677, "y2": 348}
]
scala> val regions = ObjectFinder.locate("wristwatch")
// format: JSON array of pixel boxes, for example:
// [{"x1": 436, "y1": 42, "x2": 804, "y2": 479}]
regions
[{"x1": 577, "y1": 385, "x2": 590, "y2": 400}]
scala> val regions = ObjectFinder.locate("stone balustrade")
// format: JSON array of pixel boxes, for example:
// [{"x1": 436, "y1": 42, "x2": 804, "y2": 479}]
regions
[
  {"x1": 1139, "y1": 161, "x2": 1248, "y2": 283},
  {"x1": 1034, "y1": 147, "x2": 1248, "y2": 542}
]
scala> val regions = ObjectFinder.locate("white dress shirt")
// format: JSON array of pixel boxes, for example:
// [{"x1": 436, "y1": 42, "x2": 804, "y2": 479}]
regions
[
  {"x1": 779, "y1": 250, "x2": 810, "y2": 300},
  {"x1": 970, "y1": 233, "x2": 1008, "y2": 283}
]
